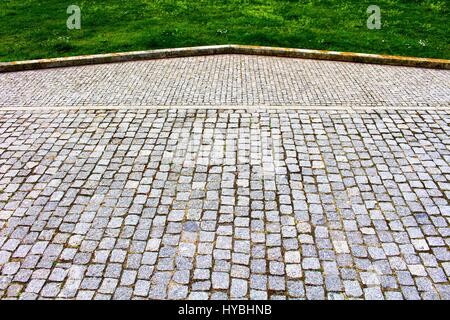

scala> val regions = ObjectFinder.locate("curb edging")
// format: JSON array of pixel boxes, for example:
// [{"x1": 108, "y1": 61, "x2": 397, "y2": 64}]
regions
[
  {"x1": 1, "y1": 104, "x2": 448, "y2": 112},
  {"x1": 1, "y1": 44, "x2": 449, "y2": 72}
]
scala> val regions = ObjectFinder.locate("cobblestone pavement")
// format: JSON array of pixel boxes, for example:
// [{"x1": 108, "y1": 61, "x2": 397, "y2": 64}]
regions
[
  {"x1": 1, "y1": 55, "x2": 449, "y2": 108},
  {"x1": 0, "y1": 54, "x2": 450, "y2": 300},
  {"x1": 0, "y1": 107, "x2": 449, "y2": 300}
]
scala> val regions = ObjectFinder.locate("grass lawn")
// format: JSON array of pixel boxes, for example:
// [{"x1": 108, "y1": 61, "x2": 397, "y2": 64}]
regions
[{"x1": 0, "y1": 0, "x2": 449, "y2": 62}]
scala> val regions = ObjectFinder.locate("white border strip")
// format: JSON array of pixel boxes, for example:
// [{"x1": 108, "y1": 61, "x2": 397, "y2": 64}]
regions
[{"x1": 0, "y1": 105, "x2": 448, "y2": 112}]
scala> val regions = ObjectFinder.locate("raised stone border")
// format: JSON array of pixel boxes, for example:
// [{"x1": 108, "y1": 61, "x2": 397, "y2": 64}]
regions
[
  {"x1": 0, "y1": 44, "x2": 449, "y2": 72},
  {"x1": 0, "y1": 104, "x2": 448, "y2": 112}
]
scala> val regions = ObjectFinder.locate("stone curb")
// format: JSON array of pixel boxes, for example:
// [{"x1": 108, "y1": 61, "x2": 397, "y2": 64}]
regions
[
  {"x1": 1, "y1": 104, "x2": 449, "y2": 112},
  {"x1": 0, "y1": 44, "x2": 449, "y2": 72}
]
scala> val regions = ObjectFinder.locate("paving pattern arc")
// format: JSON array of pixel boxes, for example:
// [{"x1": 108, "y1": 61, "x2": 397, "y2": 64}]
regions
[
  {"x1": 0, "y1": 108, "x2": 449, "y2": 300},
  {"x1": 0, "y1": 54, "x2": 449, "y2": 108}
]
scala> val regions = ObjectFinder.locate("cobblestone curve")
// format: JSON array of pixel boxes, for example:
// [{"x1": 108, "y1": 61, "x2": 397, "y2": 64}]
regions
[
  {"x1": 0, "y1": 108, "x2": 449, "y2": 300},
  {"x1": 1, "y1": 55, "x2": 449, "y2": 108}
]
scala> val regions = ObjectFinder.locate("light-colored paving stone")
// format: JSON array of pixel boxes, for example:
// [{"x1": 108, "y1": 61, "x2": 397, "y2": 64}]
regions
[
  {"x1": 0, "y1": 54, "x2": 449, "y2": 108},
  {"x1": 0, "y1": 108, "x2": 449, "y2": 300}
]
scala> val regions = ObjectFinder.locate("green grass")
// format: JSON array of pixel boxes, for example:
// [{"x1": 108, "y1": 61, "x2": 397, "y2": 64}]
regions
[{"x1": 0, "y1": 0, "x2": 449, "y2": 62}]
